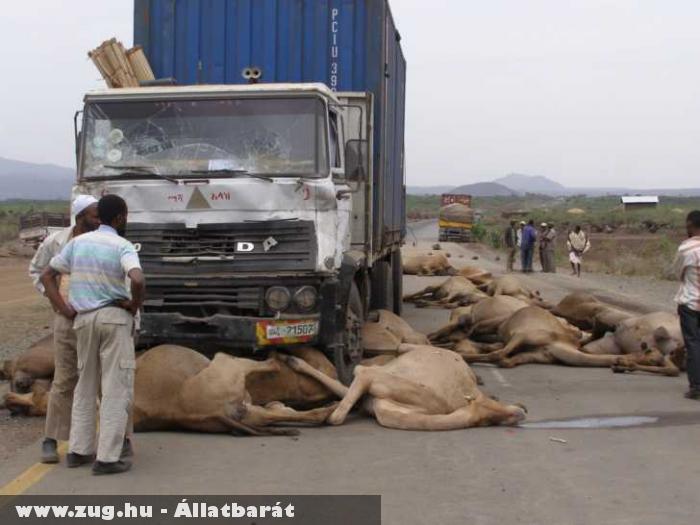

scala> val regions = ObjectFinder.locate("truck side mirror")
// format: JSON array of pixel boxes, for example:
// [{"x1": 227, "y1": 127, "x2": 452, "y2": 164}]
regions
[{"x1": 344, "y1": 139, "x2": 369, "y2": 183}]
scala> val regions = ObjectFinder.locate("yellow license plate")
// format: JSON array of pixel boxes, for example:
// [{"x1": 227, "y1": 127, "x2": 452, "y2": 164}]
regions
[{"x1": 256, "y1": 320, "x2": 319, "y2": 346}]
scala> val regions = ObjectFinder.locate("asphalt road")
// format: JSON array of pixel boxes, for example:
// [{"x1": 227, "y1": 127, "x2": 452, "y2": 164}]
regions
[{"x1": 2, "y1": 221, "x2": 699, "y2": 525}]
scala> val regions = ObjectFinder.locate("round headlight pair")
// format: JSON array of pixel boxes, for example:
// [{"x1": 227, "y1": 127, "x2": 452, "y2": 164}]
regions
[{"x1": 265, "y1": 286, "x2": 317, "y2": 312}]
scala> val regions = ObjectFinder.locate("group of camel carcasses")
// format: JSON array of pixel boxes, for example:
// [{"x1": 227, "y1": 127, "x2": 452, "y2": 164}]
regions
[{"x1": 0, "y1": 251, "x2": 686, "y2": 436}]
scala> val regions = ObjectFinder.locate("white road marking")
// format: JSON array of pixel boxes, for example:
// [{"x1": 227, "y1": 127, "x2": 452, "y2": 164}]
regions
[{"x1": 490, "y1": 369, "x2": 511, "y2": 388}]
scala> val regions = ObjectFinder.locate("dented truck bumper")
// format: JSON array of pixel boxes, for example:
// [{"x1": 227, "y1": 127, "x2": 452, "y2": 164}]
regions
[{"x1": 137, "y1": 278, "x2": 342, "y2": 354}]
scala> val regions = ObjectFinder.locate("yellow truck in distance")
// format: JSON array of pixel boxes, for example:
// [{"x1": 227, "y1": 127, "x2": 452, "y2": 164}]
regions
[{"x1": 438, "y1": 194, "x2": 474, "y2": 243}]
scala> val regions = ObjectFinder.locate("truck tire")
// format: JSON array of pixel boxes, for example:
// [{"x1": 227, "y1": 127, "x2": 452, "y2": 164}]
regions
[
  {"x1": 335, "y1": 282, "x2": 364, "y2": 385},
  {"x1": 391, "y1": 250, "x2": 403, "y2": 316},
  {"x1": 370, "y1": 260, "x2": 392, "y2": 311}
]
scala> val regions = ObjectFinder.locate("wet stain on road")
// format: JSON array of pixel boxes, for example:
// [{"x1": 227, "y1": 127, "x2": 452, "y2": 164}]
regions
[{"x1": 520, "y1": 411, "x2": 700, "y2": 430}]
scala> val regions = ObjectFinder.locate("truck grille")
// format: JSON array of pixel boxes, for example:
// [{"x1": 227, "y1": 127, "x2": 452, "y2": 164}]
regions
[
  {"x1": 127, "y1": 220, "x2": 316, "y2": 273},
  {"x1": 144, "y1": 279, "x2": 263, "y2": 317}
]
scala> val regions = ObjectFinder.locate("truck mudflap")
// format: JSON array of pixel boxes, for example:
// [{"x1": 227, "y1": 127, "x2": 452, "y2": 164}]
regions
[{"x1": 137, "y1": 279, "x2": 341, "y2": 353}]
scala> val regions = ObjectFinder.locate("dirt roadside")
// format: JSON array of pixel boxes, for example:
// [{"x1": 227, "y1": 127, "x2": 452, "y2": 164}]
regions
[{"x1": 0, "y1": 256, "x2": 53, "y2": 462}]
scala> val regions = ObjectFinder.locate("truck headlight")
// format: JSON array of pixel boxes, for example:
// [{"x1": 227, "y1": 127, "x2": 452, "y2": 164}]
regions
[
  {"x1": 265, "y1": 287, "x2": 291, "y2": 312},
  {"x1": 294, "y1": 286, "x2": 318, "y2": 311}
]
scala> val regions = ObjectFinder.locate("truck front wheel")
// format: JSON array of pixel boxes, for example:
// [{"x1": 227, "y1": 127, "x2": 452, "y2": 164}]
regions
[{"x1": 335, "y1": 282, "x2": 364, "y2": 385}]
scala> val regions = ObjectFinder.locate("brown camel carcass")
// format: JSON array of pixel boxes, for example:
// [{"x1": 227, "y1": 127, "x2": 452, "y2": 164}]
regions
[
  {"x1": 280, "y1": 344, "x2": 527, "y2": 430},
  {"x1": 3, "y1": 379, "x2": 51, "y2": 416},
  {"x1": 583, "y1": 312, "x2": 684, "y2": 376},
  {"x1": 463, "y1": 306, "x2": 669, "y2": 372},
  {"x1": 552, "y1": 292, "x2": 633, "y2": 335},
  {"x1": 483, "y1": 275, "x2": 551, "y2": 308},
  {"x1": 1, "y1": 334, "x2": 54, "y2": 393},
  {"x1": 403, "y1": 276, "x2": 487, "y2": 308},
  {"x1": 132, "y1": 345, "x2": 338, "y2": 435},
  {"x1": 402, "y1": 253, "x2": 456, "y2": 276},
  {"x1": 456, "y1": 266, "x2": 493, "y2": 286},
  {"x1": 429, "y1": 296, "x2": 530, "y2": 344},
  {"x1": 362, "y1": 309, "x2": 429, "y2": 353}
]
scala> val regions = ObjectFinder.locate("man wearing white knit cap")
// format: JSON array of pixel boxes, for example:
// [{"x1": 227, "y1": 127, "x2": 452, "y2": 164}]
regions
[{"x1": 29, "y1": 195, "x2": 100, "y2": 463}]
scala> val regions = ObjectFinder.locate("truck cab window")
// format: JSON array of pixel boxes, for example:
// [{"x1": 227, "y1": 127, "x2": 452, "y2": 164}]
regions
[
  {"x1": 80, "y1": 97, "x2": 329, "y2": 179},
  {"x1": 329, "y1": 111, "x2": 341, "y2": 169}
]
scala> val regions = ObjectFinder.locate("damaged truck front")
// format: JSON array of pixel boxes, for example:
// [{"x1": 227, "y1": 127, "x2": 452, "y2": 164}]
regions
[{"x1": 74, "y1": 0, "x2": 406, "y2": 383}]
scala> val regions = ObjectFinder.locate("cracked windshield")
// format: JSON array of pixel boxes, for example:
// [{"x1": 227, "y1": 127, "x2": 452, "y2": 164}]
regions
[{"x1": 81, "y1": 96, "x2": 328, "y2": 178}]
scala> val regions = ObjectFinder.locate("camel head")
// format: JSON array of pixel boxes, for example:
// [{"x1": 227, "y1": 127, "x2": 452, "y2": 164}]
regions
[
  {"x1": 3, "y1": 379, "x2": 50, "y2": 417},
  {"x1": 633, "y1": 342, "x2": 667, "y2": 367},
  {"x1": 652, "y1": 326, "x2": 685, "y2": 357},
  {"x1": 670, "y1": 347, "x2": 687, "y2": 372},
  {"x1": 11, "y1": 371, "x2": 35, "y2": 394}
]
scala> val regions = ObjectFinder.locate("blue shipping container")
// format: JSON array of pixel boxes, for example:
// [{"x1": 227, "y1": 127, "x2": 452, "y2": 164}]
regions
[{"x1": 133, "y1": 0, "x2": 406, "y2": 248}]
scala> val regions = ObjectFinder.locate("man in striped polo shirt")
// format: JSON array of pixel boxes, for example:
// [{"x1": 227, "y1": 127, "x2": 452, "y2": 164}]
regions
[
  {"x1": 41, "y1": 195, "x2": 145, "y2": 475},
  {"x1": 673, "y1": 210, "x2": 700, "y2": 400}
]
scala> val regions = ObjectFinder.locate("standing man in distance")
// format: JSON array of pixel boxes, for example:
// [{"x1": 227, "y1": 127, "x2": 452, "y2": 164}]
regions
[
  {"x1": 673, "y1": 210, "x2": 700, "y2": 400},
  {"x1": 543, "y1": 223, "x2": 558, "y2": 273},
  {"x1": 504, "y1": 220, "x2": 517, "y2": 272},
  {"x1": 538, "y1": 223, "x2": 549, "y2": 272},
  {"x1": 29, "y1": 195, "x2": 100, "y2": 464},
  {"x1": 41, "y1": 195, "x2": 144, "y2": 475},
  {"x1": 567, "y1": 225, "x2": 590, "y2": 277},
  {"x1": 520, "y1": 220, "x2": 537, "y2": 273}
]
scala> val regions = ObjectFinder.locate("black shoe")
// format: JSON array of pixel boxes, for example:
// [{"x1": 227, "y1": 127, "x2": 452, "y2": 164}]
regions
[
  {"x1": 40, "y1": 438, "x2": 59, "y2": 464},
  {"x1": 92, "y1": 460, "x2": 132, "y2": 476},
  {"x1": 66, "y1": 452, "x2": 96, "y2": 468},
  {"x1": 684, "y1": 389, "x2": 700, "y2": 400},
  {"x1": 120, "y1": 438, "x2": 133, "y2": 459}
]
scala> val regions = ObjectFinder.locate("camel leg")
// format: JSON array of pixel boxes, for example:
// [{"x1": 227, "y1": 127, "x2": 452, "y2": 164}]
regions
[
  {"x1": 613, "y1": 356, "x2": 680, "y2": 377},
  {"x1": 467, "y1": 315, "x2": 511, "y2": 338},
  {"x1": 499, "y1": 350, "x2": 556, "y2": 368},
  {"x1": 463, "y1": 333, "x2": 530, "y2": 363},
  {"x1": 403, "y1": 286, "x2": 438, "y2": 303},
  {"x1": 3, "y1": 392, "x2": 37, "y2": 415},
  {"x1": 428, "y1": 320, "x2": 464, "y2": 343},
  {"x1": 156, "y1": 414, "x2": 298, "y2": 436},
  {"x1": 327, "y1": 368, "x2": 375, "y2": 425},
  {"x1": 450, "y1": 341, "x2": 504, "y2": 360},
  {"x1": 544, "y1": 342, "x2": 623, "y2": 367},
  {"x1": 244, "y1": 402, "x2": 339, "y2": 427},
  {"x1": 371, "y1": 397, "x2": 526, "y2": 430},
  {"x1": 276, "y1": 354, "x2": 349, "y2": 398}
]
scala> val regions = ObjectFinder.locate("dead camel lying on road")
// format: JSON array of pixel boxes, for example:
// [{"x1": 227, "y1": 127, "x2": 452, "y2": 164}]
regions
[
  {"x1": 483, "y1": 275, "x2": 551, "y2": 308},
  {"x1": 2, "y1": 344, "x2": 340, "y2": 432},
  {"x1": 1, "y1": 334, "x2": 54, "y2": 393},
  {"x1": 362, "y1": 309, "x2": 429, "y2": 353},
  {"x1": 402, "y1": 253, "x2": 456, "y2": 276},
  {"x1": 429, "y1": 296, "x2": 530, "y2": 344},
  {"x1": 552, "y1": 292, "x2": 633, "y2": 335},
  {"x1": 583, "y1": 311, "x2": 685, "y2": 376},
  {"x1": 461, "y1": 306, "x2": 672, "y2": 374},
  {"x1": 280, "y1": 344, "x2": 527, "y2": 430},
  {"x1": 456, "y1": 266, "x2": 493, "y2": 286},
  {"x1": 132, "y1": 345, "x2": 338, "y2": 436},
  {"x1": 403, "y1": 276, "x2": 487, "y2": 308}
]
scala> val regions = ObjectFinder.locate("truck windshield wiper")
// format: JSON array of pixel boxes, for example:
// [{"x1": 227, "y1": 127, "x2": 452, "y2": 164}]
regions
[
  {"x1": 189, "y1": 169, "x2": 273, "y2": 183},
  {"x1": 101, "y1": 165, "x2": 178, "y2": 184}
]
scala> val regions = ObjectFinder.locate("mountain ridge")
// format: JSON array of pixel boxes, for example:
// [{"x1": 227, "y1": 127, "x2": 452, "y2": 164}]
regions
[{"x1": 0, "y1": 157, "x2": 74, "y2": 200}]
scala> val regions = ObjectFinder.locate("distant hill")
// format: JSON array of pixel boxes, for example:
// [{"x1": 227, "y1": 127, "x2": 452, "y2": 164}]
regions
[
  {"x1": 450, "y1": 182, "x2": 516, "y2": 197},
  {"x1": 494, "y1": 173, "x2": 567, "y2": 195},
  {"x1": 0, "y1": 157, "x2": 74, "y2": 200}
]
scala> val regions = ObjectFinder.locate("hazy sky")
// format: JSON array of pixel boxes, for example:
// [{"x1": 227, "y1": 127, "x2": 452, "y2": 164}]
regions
[{"x1": 2, "y1": 0, "x2": 699, "y2": 188}]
